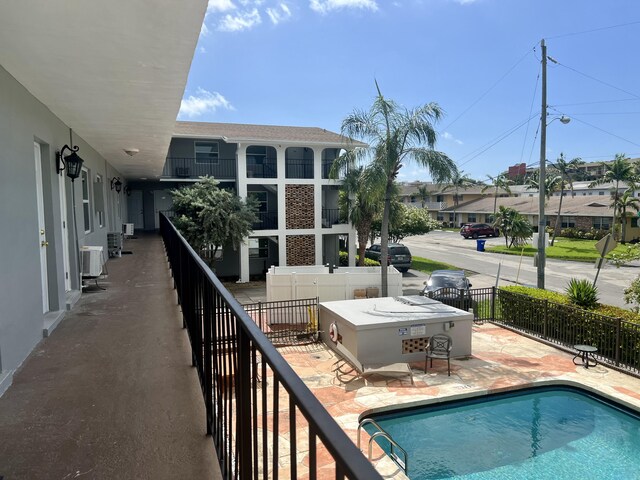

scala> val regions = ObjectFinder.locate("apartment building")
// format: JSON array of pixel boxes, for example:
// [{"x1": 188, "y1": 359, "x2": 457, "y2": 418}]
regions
[{"x1": 127, "y1": 122, "x2": 363, "y2": 281}]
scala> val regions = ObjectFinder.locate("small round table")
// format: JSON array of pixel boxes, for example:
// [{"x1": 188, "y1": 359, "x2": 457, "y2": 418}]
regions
[{"x1": 573, "y1": 345, "x2": 598, "y2": 369}]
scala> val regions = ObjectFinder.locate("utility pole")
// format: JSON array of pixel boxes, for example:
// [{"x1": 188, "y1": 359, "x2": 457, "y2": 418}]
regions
[{"x1": 537, "y1": 38, "x2": 547, "y2": 290}]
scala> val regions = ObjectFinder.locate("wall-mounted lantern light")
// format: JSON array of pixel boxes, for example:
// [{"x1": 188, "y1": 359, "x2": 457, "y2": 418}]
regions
[
  {"x1": 56, "y1": 144, "x2": 84, "y2": 181},
  {"x1": 111, "y1": 177, "x2": 123, "y2": 193}
]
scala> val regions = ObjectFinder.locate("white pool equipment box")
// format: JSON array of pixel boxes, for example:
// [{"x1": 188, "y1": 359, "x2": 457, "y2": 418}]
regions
[{"x1": 319, "y1": 295, "x2": 473, "y2": 365}]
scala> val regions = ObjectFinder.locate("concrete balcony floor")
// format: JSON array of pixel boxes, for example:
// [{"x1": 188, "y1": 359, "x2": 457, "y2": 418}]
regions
[{"x1": 0, "y1": 234, "x2": 220, "y2": 480}]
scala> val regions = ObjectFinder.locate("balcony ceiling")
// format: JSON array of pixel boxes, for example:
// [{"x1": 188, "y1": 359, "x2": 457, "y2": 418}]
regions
[{"x1": 0, "y1": 0, "x2": 207, "y2": 179}]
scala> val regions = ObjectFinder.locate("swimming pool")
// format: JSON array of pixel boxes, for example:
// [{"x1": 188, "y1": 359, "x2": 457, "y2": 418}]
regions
[{"x1": 363, "y1": 385, "x2": 640, "y2": 479}]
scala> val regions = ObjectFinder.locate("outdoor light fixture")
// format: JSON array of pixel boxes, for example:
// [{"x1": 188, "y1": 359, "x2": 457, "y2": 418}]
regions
[
  {"x1": 56, "y1": 144, "x2": 84, "y2": 181},
  {"x1": 124, "y1": 148, "x2": 139, "y2": 156},
  {"x1": 111, "y1": 177, "x2": 123, "y2": 193}
]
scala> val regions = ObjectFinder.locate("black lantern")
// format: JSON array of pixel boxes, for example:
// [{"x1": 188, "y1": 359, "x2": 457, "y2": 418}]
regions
[
  {"x1": 111, "y1": 177, "x2": 122, "y2": 193},
  {"x1": 56, "y1": 145, "x2": 84, "y2": 181}
]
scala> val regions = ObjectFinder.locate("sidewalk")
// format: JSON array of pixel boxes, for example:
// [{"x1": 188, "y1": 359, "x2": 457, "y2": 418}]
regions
[{"x1": 0, "y1": 234, "x2": 220, "y2": 480}]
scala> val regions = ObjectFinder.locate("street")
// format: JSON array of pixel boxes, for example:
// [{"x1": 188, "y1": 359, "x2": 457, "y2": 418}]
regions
[{"x1": 402, "y1": 230, "x2": 640, "y2": 309}]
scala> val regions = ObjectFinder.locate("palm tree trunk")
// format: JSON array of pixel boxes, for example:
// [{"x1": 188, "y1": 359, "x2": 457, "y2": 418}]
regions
[
  {"x1": 357, "y1": 221, "x2": 371, "y2": 266},
  {"x1": 551, "y1": 188, "x2": 564, "y2": 246},
  {"x1": 493, "y1": 185, "x2": 498, "y2": 217},
  {"x1": 613, "y1": 181, "x2": 619, "y2": 241},
  {"x1": 621, "y1": 206, "x2": 627, "y2": 243},
  {"x1": 380, "y1": 184, "x2": 392, "y2": 297}
]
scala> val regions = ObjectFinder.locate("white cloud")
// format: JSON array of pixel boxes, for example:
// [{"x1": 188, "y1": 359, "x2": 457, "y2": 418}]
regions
[
  {"x1": 200, "y1": 21, "x2": 210, "y2": 36},
  {"x1": 309, "y1": 0, "x2": 378, "y2": 14},
  {"x1": 218, "y1": 8, "x2": 262, "y2": 31},
  {"x1": 207, "y1": 0, "x2": 236, "y2": 13},
  {"x1": 178, "y1": 89, "x2": 234, "y2": 118},
  {"x1": 266, "y1": 3, "x2": 292, "y2": 24},
  {"x1": 442, "y1": 131, "x2": 463, "y2": 145},
  {"x1": 454, "y1": 0, "x2": 478, "y2": 4},
  {"x1": 199, "y1": 46, "x2": 207, "y2": 54}
]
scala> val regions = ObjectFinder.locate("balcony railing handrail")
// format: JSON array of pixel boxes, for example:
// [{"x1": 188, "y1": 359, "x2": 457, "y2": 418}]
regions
[{"x1": 159, "y1": 213, "x2": 381, "y2": 479}]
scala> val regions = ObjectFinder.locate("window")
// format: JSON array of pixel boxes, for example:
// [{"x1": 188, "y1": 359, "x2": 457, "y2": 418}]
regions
[
  {"x1": 599, "y1": 191, "x2": 604, "y2": 196},
  {"x1": 632, "y1": 218, "x2": 639, "y2": 228},
  {"x1": 561, "y1": 216, "x2": 576, "y2": 228},
  {"x1": 410, "y1": 196, "x2": 416, "y2": 203},
  {"x1": 81, "y1": 168, "x2": 91, "y2": 233},
  {"x1": 593, "y1": 217, "x2": 610, "y2": 230},
  {"x1": 436, "y1": 195, "x2": 444, "y2": 202},
  {"x1": 249, "y1": 191, "x2": 268, "y2": 212},
  {"x1": 468, "y1": 213, "x2": 477, "y2": 222},
  {"x1": 437, "y1": 213, "x2": 444, "y2": 221},
  {"x1": 94, "y1": 174, "x2": 104, "y2": 228},
  {"x1": 247, "y1": 145, "x2": 267, "y2": 164},
  {"x1": 195, "y1": 142, "x2": 219, "y2": 164},
  {"x1": 249, "y1": 238, "x2": 269, "y2": 258}
]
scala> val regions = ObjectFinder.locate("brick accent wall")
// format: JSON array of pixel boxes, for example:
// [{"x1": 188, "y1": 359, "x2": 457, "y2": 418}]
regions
[
  {"x1": 286, "y1": 235, "x2": 315, "y2": 266},
  {"x1": 575, "y1": 216, "x2": 593, "y2": 231},
  {"x1": 285, "y1": 184, "x2": 314, "y2": 229}
]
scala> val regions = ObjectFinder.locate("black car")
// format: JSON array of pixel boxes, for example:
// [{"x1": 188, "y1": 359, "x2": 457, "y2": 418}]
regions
[
  {"x1": 421, "y1": 270, "x2": 474, "y2": 311},
  {"x1": 460, "y1": 223, "x2": 499, "y2": 239},
  {"x1": 364, "y1": 243, "x2": 412, "y2": 273}
]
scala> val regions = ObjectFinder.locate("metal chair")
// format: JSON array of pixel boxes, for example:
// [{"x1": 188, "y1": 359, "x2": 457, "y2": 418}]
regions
[{"x1": 425, "y1": 334, "x2": 453, "y2": 376}]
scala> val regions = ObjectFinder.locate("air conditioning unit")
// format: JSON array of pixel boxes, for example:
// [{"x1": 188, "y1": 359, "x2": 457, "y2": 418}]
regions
[
  {"x1": 123, "y1": 223, "x2": 134, "y2": 237},
  {"x1": 81, "y1": 246, "x2": 104, "y2": 277},
  {"x1": 107, "y1": 232, "x2": 123, "y2": 257}
]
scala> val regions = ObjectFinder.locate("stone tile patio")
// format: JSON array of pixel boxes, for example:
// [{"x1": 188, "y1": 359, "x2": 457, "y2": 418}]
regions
[{"x1": 268, "y1": 323, "x2": 640, "y2": 479}]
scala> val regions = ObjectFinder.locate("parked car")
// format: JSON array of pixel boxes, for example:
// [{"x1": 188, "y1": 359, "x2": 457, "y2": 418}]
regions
[
  {"x1": 364, "y1": 243, "x2": 412, "y2": 273},
  {"x1": 460, "y1": 223, "x2": 499, "y2": 239},
  {"x1": 421, "y1": 270, "x2": 475, "y2": 311}
]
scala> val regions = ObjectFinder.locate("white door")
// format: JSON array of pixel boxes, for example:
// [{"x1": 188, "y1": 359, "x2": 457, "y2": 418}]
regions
[
  {"x1": 34, "y1": 142, "x2": 49, "y2": 313},
  {"x1": 128, "y1": 190, "x2": 144, "y2": 229},
  {"x1": 154, "y1": 190, "x2": 174, "y2": 229},
  {"x1": 59, "y1": 173, "x2": 71, "y2": 291}
]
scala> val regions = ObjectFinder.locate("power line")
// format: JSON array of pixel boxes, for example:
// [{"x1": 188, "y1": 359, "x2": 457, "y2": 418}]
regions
[
  {"x1": 546, "y1": 20, "x2": 640, "y2": 40},
  {"x1": 553, "y1": 111, "x2": 640, "y2": 116},
  {"x1": 519, "y1": 68, "x2": 540, "y2": 164},
  {"x1": 553, "y1": 98, "x2": 640, "y2": 107},
  {"x1": 440, "y1": 47, "x2": 535, "y2": 133},
  {"x1": 555, "y1": 61, "x2": 640, "y2": 100},
  {"x1": 549, "y1": 107, "x2": 640, "y2": 148}
]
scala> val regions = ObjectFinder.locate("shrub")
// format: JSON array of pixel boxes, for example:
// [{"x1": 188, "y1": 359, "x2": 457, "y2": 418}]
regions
[
  {"x1": 559, "y1": 227, "x2": 607, "y2": 240},
  {"x1": 339, "y1": 251, "x2": 380, "y2": 267},
  {"x1": 624, "y1": 276, "x2": 640, "y2": 313},
  {"x1": 500, "y1": 286, "x2": 568, "y2": 304},
  {"x1": 565, "y1": 278, "x2": 599, "y2": 310}
]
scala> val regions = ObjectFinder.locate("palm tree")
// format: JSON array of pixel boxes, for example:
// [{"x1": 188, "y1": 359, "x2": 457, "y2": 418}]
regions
[
  {"x1": 612, "y1": 189, "x2": 640, "y2": 243},
  {"x1": 440, "y1": 170, "x2": 479, "y2": 227},
  {"x1": 493, "y1": 205, "x2": 533, "y2": 248},
  {"x1": 481, "y1": 173, "x2": 513, "y2": 219},
  {"x1": 525, "y1": 170, "x2": 562, "y2": 200},
  {"x1": 590, "y1": 154, "x2": 636, "y2": 240},
  {"x1": 334, "y1": 81, "x2": 456, "y2": 295},
  {"x1": 548, "y1": 153, "x2": 584, "y2": 245},
  {"x1": 416, "y1": 184, "x2": 430, "y2": 208},
  {"x1": 338, "y1": 166, "x2": 383, "y2": 265}
]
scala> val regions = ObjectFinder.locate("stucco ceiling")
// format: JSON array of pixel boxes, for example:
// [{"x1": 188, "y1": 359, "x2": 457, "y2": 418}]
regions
[{"x1": 0, "y1": 0, "x2": 207, "y2": 179}]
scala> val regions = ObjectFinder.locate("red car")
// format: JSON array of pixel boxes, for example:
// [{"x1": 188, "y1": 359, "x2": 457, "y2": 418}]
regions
[{"x1": 460, "y1": 223, "x2": 499, "y2": 239}]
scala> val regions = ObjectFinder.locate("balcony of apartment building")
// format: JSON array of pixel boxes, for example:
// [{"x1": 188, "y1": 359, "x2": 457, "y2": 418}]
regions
[
  {"x1": 321, "y1": 147, "x2": 343, "y2": 179},
  {"x1": 163, "y1": 140, "x2": 237, "y2": 180},
  {"x1": 285, "y1": 146, "x2": 314, "y2": 179},
  {"x1": 248, "y1": 185, "x2": 278, "y2": 230},
  {"x1": 0, "y1": 222, "x2": 377, "y2": 479},
  {"x1": 246, "y1": 145, "x2": 277, "y2": 179},
  {"x1": 322, "y1": 185, "x2": 347, "y2": 228}
]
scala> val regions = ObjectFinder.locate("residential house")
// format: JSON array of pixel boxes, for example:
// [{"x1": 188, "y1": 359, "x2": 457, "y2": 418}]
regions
[
  {"x1": 0, "y1": 1, "x2": 207, "y2": 395},
  {"x1": 127, "y1": 122, "x2": 363, "y2": 281}
]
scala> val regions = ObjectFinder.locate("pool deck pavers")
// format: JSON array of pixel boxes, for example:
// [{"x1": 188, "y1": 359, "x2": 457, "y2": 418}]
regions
[{"x1": 272, "y1": 323, "x2": 640, "y2": 479}]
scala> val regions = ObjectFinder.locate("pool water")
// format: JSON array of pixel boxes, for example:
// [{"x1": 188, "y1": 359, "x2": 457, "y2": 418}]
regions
[{"x1": 364, "y1": 386, "x2": 640, "y2": 479}]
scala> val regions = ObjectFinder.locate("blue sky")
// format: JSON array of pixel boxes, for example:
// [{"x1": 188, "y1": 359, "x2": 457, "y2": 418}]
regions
[{"x1": 180, "y1": 0, "x2": 640, "y2": 182}]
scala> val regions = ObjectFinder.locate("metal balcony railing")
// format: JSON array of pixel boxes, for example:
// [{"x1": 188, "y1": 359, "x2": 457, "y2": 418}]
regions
[
  {"x1": 322, "y1": 208, "x2": 344, "y2": 228},
  {"x1": 159, "y1": 213, "x2": 381, "y2": 479},
  {"x1": 162, "y1": 157, "x2": 237, "y2": 179},
  {"x1": 285, "y1": 160, "x2": 314, "y2": 179},
  {"x1": 247, "y1": 161, "x2": 277, "y2": 179},
  {"x1": 253, "y1": 211, "x2": 278, "y2": 230}
]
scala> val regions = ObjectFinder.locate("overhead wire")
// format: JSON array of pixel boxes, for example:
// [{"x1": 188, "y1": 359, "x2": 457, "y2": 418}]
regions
[
  {"x1": 554, "y1": 61, "x2": 640, "y2": 100},
  {"x1": 440, "y1": 46, "x2": 535, "y2": 133},
  {"x1": 519, "y1": 67, "x2": 541, "y2": 165},
  {"x1": 546, "y1": 20, "x2": 640, "y2": 40},
  {"x1": 553, "y1": 98, "x2": 640, "y2": 107}
]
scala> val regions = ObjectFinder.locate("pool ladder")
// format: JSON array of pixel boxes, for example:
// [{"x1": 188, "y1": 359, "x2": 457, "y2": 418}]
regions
[{"x1": 357, "y1": 418, "x2": 408, "y2": 474}]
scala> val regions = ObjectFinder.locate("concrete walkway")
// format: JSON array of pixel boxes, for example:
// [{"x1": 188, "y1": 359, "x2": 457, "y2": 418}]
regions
[{"x1": 0, "y1": 235, "x2": 220, "y2": 480}]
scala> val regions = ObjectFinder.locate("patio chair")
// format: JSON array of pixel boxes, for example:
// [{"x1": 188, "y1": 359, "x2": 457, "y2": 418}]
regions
[
  {"x1": 332, "y1": 341, "x2": 413, "y2": 385},
  {"x1": 425, "y1": 334, "x2": 453, "y2": 376}
]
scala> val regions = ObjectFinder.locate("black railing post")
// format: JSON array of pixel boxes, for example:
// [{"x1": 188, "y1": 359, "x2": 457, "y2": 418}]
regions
[
  {"x1": 543, "y1": 299, "x2": 548, "y2": 339},
  {"x1": 491, "y1": 286, "x2": 496, "y2": 320},
  {"x1": 203, "y1": 283, "x2": 213, "y2": 435},
  {"x1": 615, "y1": 317, "x2": 621, "y2": 366},
  {"x1": 236, "y1": 326, "x2": 253, "y2": 478}
]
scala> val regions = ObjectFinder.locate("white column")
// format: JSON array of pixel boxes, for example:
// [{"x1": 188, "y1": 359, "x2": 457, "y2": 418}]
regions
[
  {"x1": 314, "y1": 147, "x2": 323, "y2": 265},
  {"x1": 348, "y1": 232, "x2": 356, "y2": 267},
  {"x1": 237, "y1": 143, "x2": 250, "y2": 282},
  {"x1": 276, "y1": 146, "x2": 287, "y2": 265}
]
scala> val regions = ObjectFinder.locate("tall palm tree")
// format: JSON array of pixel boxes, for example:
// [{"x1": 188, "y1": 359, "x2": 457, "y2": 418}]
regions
[
  {"x1": 338, "y1": 166, "x2": 383, "y2": 265},
  {"x1": 526, "y1": 170, "x2": 562, "y2": 234},
  {"x1": 440, "y1": 170, "x2": 479, "y2": 227},
  {"x1": 612, "y1": 189, "x2": 640, "y2": 243},
  {"x1": 548, "y1": 153, "x2": 584, "y2": 245},
  {"x1": 334, "y1": 81, "x2": 456, "y2": 295},
  {"x1": 416, "y1": 184, "x2": 430, "y2": 208},
  {"x1": 481, "y1": 173, "x2": 513, "y2": 219},
  {"x1": 590, "y1": 154, "x2": 636, "y2": 240}
]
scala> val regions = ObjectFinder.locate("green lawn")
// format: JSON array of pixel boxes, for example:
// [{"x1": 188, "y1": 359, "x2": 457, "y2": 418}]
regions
[
  {"x1": 412, "y1": 256, "x2": 470, "y2": 274},
  {"x1": 486, "y1": 237, "x2": 629, "y2": 262}
]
